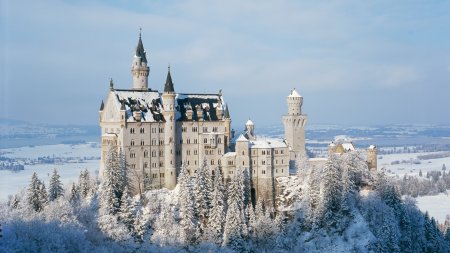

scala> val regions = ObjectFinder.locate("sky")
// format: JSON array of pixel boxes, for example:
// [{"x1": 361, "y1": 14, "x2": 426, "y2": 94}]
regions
[{"x1": 1, "y1": 0, "x2": 450, "y2": 128}]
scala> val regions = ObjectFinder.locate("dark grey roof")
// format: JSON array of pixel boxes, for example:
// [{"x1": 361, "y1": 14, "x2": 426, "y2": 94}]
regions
[
  {"x1": 100, "y1": 100, "x2": 104, "y2": 111},
  {"x1": 164, "y1": 68, "x2": 175, "y2": 93},
  {"x1": 135, "y1": 34, "x2": 147, "y2": 63},
  {"x1": 224, "y1": 104, "x2": 230, "y2": 119},
  {"x1": 176, "y1": 94, "x2": 222, "y2": 121}
]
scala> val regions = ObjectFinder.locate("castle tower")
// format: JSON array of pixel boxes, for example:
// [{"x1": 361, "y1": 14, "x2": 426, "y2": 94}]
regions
[
  {"x1": 367, "y1": 145, "x2": 377, "y2": 171},
  {"x1": 162, "y1": 66, "x2": 177, "y2": 189},
  {"x1": 245, "y1": 119, "x2": 255, "y2": 140},
  {"x1": 131, "y1": 30, "x2": 150, "y2": 91},
  {"x1": 282, "y1": 88, "x2": 307, "y2": 161}
]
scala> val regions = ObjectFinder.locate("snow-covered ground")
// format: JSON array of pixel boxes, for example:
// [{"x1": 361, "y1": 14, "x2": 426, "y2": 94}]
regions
[
  {"x1": 1, "y1": 142, "x2": 100, "y2": 159},
  {"x1": 416, "y1": 191, "x2": 450, "y2": 224},
  {"x1": 0, "y1": 143, "x2": 100, "y2": 201},
  {"x1": 378, "y1": 152, "x2": 450, "y2": 178}
]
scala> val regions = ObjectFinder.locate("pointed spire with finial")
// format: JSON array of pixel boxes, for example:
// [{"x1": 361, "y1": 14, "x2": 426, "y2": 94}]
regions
[
  {"x1": 109, "y1": 78, "x2": 114, "y2": 90},
  {"x1": 135, "y1": 28, "x2": 147, "y2": 63},
  {"x1": 224, "y1": 104, "x2": 230, "y2": 119},
  {"x1": 164, "y1": 65, "x2": 175, "y2": 93}
]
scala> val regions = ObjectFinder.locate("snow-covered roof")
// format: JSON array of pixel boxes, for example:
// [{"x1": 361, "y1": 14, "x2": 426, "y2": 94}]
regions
[
  {"x1": 288, "y1": 88, "x2": 301, "y2": 98},
  {"x1": 111, "y1": 89, "x2": 227, "y2": 122},
  {"x1": 342, "y1": 142, "x2": 356, "y2": 151},
  {"x1": 368, "y1": 145, "x2": 376, "y2": 150},
  {"x1": 223, "y1": 152, "x2": 236, "y2": 158},
  {"x1": 249, "y1": 137, "x2": 288, "y2": 149},
  {"x1": 236, "y1": 134, "x2": 248, "y2": 142},
  {"x1": 114, "y1": 90, "x2": 163, "y2": 123}
]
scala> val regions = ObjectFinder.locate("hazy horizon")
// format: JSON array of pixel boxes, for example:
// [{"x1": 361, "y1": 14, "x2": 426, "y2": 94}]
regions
[{"x1": 2, "y1": 1, "x2": 450, "y2": 127}]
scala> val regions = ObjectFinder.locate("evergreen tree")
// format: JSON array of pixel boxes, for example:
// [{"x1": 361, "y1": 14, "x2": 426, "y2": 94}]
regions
[
  {"x1": 69, "y1": 182, "x2": 80, "y2": 204},
  {"x1": 48, "y1": 169, "x2": 64, "y2": 201},
  {"x1": 222, "y1": 173, "x2": 247, "y2": 250},
  {"x1": 247, "y1": 202, "x2": 257, "y2": 239},
  {"x1": 204, "y1": 167, "x2": 226, "y2": 244},
  {"x1": 133, "y1": 208, "x2": 146, "y2": 243},
  {"x1": 151, "y1": 204, "x2": 180, "y2": 246},
  {"x1": 317, "y1": 155, "x2": 343, "y2": 229},
  {"x1": 118, "y1": 186, "x2": 134, "y2": 232},
  {"x1": 27, "y1": 172, "x2": 45, "y2": 212},
  {"x1": 39, "y1": 181, "x2": 48, "y2": 206},
  {"x1": 193, "y1": 160, "x2": 210, "y2": 230},
  {"x1": 78, "y1": 169, "x2": 91, "y2": 198},
  {"x1": 306, "y1": 163, "x2": 321, "y2": 227},
  {"x1": 178, "y1": 163, "x2": 198, "y2": 245}
]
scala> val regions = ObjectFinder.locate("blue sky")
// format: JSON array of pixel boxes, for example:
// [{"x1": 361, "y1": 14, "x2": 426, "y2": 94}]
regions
[{"x1": 1, "y1": 0, "x2": 450, "y2": 127}]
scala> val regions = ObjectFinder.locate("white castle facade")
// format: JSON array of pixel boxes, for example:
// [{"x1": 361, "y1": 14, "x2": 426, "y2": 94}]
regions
[{"x1": 99, "y1": 33, "x2": 375, "y2": 204}]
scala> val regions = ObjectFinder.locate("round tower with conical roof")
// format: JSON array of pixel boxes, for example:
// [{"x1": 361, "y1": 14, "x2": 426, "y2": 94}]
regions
[
  {"x1": 282, "y1": 88, "x2": 307, "y2": 164},
  {"x1": 162, "y1": 66, "x2": 177, "y2": 189},
  {"x1": 131, "y1": 30, "x2": 150, "y2": 90}
]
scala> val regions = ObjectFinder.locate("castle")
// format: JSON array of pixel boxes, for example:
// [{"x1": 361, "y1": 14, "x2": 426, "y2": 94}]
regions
[{"x1": 99, "y1": 32, "x2": 375, "y2": 204}]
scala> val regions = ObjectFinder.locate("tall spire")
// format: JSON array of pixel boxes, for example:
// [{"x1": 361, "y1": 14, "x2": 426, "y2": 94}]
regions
[
  {"x1": 131, "y1": 28, "x2": 150, "y2": 90},
  {"x1": 164, "y1": 65, "x2": 175, "y2": 93},
  {"x1": 135, "y1": 28, "x2": 147, "y2": 63}
]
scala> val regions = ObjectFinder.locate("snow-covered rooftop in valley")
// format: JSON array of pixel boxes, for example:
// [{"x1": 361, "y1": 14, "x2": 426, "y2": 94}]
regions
[{"x1": 287, "y1": 88, "x2": 301, "y2": 98}]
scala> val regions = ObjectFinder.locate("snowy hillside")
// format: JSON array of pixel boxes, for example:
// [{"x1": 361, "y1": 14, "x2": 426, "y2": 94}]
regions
[{"x1": 1, "y1": 149, "x2": 449, "y2": 252}]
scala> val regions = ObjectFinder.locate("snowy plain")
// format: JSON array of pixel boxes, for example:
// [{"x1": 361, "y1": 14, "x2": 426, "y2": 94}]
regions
[{"x1": 0, "y1": 143, "x2": 100, "y2": 202}]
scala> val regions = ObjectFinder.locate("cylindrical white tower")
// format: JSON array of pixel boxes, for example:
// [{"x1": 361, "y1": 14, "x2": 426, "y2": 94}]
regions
[
  {"x1": 282, "y1": 88, "x2": 307, "y2": 162},
  {"x1": 131, "y1": 32, "x2": 150, "y2": 91},
  {"x1": 162, "y1": 68, "x2": 177, "y2": 189}
]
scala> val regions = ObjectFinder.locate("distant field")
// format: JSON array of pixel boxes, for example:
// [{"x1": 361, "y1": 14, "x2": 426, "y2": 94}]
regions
[{"x1": 0, "y1": 143, "x2": 100, "y2": 202}]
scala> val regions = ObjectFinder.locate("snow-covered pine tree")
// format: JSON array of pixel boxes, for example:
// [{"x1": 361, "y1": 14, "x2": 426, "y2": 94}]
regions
[
  {"x1": 151, "y1": 203, "x2": 180, "y2": 246},
  {"x1": 39, "y1": 181, "x2": 48, "y2": 207},
  {"x1": 305, "y1": 162, "x2": 321, "y2": 227},
  {"x1": 222, "y1": 172, "x2": 248, "y2": 250},
  {"x1": 118, "y1": 185, "x2": 134, "y2": 232},
  {"x1": 78, "y1": 169, "x2": 91, "y2": 198},
  {"x1": 204, "y1": 167, "x2": 226, "y2": 244},
  {"x1": 48, "y1": 168, "x2": 64, "y2": 201},
  {"x1": 241, "y1": 167, "x2": 251, "y2": 208},
  {"x1": 193, "y1": 159, "x2": 210, "y2": 231},
  {"x1": 27, "y1": 172, "x2": 45, "y2": 212},
  {"x1": 99, "y1": 144, "x2": 122, "y2": 215},
  {"x1": 178, "y1": 163, "x2": 198, "y2": 245},
  {"x1": 69, "y1": 182, "x2": 80, "y2": 204},
  {"x1": 133, "y1": 208, "x2": 145, "y2": 243},
  {"x1": 317, "y1": 154, "x2": 343, "y2": 229},
  {"x1": 247, "y1": 202, "x2": 257, "y2": 239}
]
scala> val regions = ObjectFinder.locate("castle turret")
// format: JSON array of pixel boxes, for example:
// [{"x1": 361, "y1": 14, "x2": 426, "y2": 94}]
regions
[
  {"x1": 162, "y1": 66, "x2": 177, "y2": 189},
  {"x1": 245, "y1": 119, "x2": 255, "y2": 140},
  {"x1": 282, "y1": 88, "x2": 307, "y2": 162},
  {"x1": 131, "y1": 30, "x2": 150, "y2": 91},
  {"x1": 367, "y1": 145, "x2": 377, "y2": 171}
]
